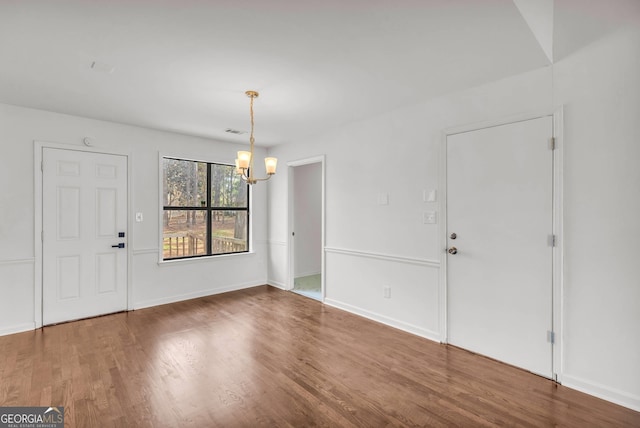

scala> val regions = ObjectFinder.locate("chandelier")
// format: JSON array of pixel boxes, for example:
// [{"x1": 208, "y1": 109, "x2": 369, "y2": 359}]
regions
[{"x1": 235, "y1": 90, "x2": 277, "y2": 184}]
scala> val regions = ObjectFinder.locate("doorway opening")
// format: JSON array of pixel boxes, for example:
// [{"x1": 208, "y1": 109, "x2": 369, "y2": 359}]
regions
[{"x1": 288, "y1": 156, "x2": 325, "y2": 301}]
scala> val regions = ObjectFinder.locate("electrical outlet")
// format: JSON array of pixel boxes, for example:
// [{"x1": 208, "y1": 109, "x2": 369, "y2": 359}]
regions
[{"x1": 384, "y1": 286, "x2": 391, "y2": 298}]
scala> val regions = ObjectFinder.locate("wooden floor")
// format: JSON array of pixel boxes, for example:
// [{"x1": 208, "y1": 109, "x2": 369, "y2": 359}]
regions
[{"x1": 1, "y1": 286, "x2": 638, "y2": 427}]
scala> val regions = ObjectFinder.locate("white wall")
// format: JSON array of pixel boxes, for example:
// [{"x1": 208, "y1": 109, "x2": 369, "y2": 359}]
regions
[
  {"x1": 0, "y1": 4, "x2": 637, "y2": 412},
  {"x1": 0, "y1": 104, "x2": 269, "y2": 335},
  {"x1": 267, "y1": 65, "x2": 553, "y2": 340},
  {"x1": 554, "y1": 24, "x2": 640, "y2": 410},
  {"x1": 267, "y1": 25, "x2": 640, "y2": 411},
  {"x1": 293, "y1": 162, "x2": 322, "y2": 278}
]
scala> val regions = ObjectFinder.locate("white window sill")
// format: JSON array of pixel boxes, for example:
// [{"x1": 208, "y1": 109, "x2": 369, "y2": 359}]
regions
[{"x1": 158, "y1": 250, "x2": 256, "y2": 266}]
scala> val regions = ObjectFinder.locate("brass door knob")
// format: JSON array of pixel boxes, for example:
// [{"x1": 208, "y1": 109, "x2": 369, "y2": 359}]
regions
[{"x1": 448, "y1": 247, "x2": 458, "y2": 255}]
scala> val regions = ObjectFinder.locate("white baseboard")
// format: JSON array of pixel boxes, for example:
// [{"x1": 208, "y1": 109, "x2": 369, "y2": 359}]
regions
[
  {"x1": 0, "y1": 322, "x2": 36, "y2": 337},
  {"x1": 133, "y1": 281, "x2": 266, "y2": 310},
  {"x1": 267, "y1": 280, "x2": 287, "y2": 290},
  {"x1": 562, "y1": 373, "x2": 640, "y2": 412},
  {"x1": 324, "y1": 298, "x2": 441, "y2": 343}
]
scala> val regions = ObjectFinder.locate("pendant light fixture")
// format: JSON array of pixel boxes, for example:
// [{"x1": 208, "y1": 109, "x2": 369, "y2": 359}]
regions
[{"x1": 235, "y1": 90, "x2": 277, "y2": 184}]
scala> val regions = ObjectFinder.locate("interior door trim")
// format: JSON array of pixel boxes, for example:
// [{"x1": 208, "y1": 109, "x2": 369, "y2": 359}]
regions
[
  {"x1": 286, "y1": 155, "x2": 326, "y2": 300},
  {"x1": 439, "y1": 108, "x2": 564, "y2": 382},
  {"x1": 34, "y1": 141, "x2": 132, "y2": 329}
]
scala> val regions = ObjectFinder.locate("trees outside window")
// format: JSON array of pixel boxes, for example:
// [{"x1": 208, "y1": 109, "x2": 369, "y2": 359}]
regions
[{"x1": 162, "y1": 158, "x2": 249, "y2": 259}]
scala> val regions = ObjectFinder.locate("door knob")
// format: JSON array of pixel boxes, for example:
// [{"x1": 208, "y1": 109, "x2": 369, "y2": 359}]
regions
[{"x1": 448, "y1": 246, "x2": 458, "y2": 255}]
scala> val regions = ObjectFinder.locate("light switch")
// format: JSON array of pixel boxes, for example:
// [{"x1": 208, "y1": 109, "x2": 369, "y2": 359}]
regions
[
  {"x1": 135, "y1": 212, "x2": 143, "y2": 222},
  {"x1": 423, "y1": 189, "x2": 437, "y2": 202},
  {"x1": 423, "y1": 211, "x2": 437, "y2": 224},
  {"x1": 377, "y1": 193, "x2": 389, "y2": 205}
]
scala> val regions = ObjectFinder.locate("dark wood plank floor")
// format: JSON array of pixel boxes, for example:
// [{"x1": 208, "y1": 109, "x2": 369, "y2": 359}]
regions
[{"x1": 1, "y1": 286, "x2": 638, "y2": 427}]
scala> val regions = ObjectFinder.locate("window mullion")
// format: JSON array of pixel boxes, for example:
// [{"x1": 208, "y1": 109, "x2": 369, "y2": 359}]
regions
[{"x1": 206, "y1": 163, "x2": 212, "y2": 255}]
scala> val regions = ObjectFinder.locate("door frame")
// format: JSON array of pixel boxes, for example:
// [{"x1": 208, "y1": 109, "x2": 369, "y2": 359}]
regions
[
  {"x1": 287, "y1": 155, "x2": 326, "y2": 300},
  {"x1": 439, "y1": 108, "x2": 564, "y2": 382},
  {"x1": 34, "y1": 141, "x2": 132, "y2": 329}
]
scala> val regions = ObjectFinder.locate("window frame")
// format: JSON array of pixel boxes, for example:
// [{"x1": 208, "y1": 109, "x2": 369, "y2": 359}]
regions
[{"x1": 160, "y1": 156, "x2": 250, "y2": 261}]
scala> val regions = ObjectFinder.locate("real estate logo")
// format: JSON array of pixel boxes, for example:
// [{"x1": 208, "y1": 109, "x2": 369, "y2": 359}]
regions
[{"x1": 0, "y1": 407, "x2": 64, "y2": 428}]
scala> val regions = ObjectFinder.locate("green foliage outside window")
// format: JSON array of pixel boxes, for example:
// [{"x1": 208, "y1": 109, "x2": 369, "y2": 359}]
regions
[{"x1": 162, "y1": 158, "x2": 249, "y2": 259}]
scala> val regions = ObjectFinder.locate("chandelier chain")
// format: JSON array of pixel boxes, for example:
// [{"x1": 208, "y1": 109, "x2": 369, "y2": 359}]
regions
[
  {"x1": 235, "y1": 90, "x2": 275, "y2": 185},
  {"x1": 249, "y1": 93, "x2": 255, "y2": 144},
  {"x1": 249, "y1": 93, "x2": 255, "y2": 178}
]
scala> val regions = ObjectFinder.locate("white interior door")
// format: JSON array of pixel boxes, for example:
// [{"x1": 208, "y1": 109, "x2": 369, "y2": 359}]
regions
[
  {"x1": 43, "y1": 148, "x2": 128, "y2": 325},
  {"x1": 446, "y1": 116, "x2": 554, "y2": 378}
]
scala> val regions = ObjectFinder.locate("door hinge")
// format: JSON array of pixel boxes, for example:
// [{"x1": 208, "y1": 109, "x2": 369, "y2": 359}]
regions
[
  {"x1": 41, "y1": 230, "x2": 44, "y2": 243},
  {"x1": 549, "y1": 137, "x2": 556, "y2": 150},
  {"x1": 548, "y1": 234, "x2": 556, "y2": 247},
  {"x1": 41, "y1": 161, "x2": 44, "y2": 172},
  {"x1": 547, "y1": 330, "x2": 555, "y2": 344}
]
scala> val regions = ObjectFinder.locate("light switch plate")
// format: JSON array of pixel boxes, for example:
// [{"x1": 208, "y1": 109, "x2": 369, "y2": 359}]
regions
[
  {"x1": 377, "y1": 193, "x2": 389, "y2": 205},
  {"x1": 423, "y1": 211, "x2": 437, "y2": 224},
  {"x1": 423, "y1": 189, "x2": 437, "y2": 202},
  {"x1": 135, "y1": 212, "x2": 143, "y2": 222}
]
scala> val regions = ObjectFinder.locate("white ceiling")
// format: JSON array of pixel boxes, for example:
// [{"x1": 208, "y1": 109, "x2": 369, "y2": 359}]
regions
[{"x1": 0, "y1": 0, "x2": 633, "y2": 146}]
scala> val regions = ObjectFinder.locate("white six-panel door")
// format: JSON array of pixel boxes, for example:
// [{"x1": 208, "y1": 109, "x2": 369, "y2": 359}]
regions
[
  {"x1": 42, "y1": 148, "x2": 127, "y2": 325},
  {"x1": 446, "y1": 116, "x2": 554, "y2": 378}
]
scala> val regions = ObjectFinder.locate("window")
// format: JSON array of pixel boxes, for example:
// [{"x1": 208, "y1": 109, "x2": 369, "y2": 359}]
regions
[{"x1": 162, "y1": 157, "x2": 249, "y2": 260}]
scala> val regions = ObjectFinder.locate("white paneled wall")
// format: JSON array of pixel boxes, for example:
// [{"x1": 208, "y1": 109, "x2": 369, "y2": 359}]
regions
[
  {"x1": 0, "y1": 259, "x2": 34, "y2": 335},
  {"x1": 266, "y1": 240, "x2": 288, "y2": 289},
  {"x1": 0, "y1": 103, "x2": 269, "y2": 333},
  {"x1": 325, "y1": 249, "x2": 440, "y2": 341}
]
